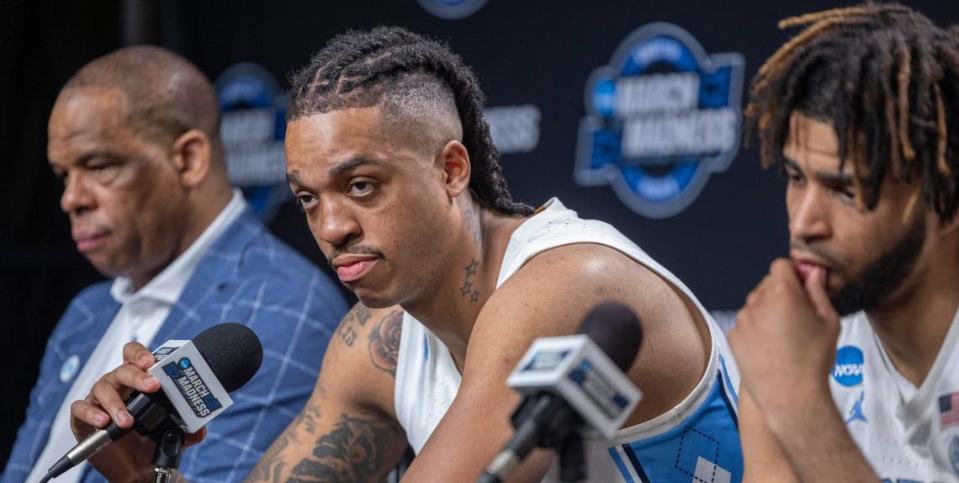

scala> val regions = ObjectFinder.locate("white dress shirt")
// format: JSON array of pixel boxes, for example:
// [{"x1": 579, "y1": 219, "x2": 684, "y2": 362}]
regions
[{"x1": 27, "y1": 191, "x2": 246, "y2": 483}]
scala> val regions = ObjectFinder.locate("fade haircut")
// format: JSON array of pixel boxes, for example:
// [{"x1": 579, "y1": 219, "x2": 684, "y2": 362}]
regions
[
  {"x1": 745, "y1": 3, "x2": 959, "y2": 219},
  {"x1": 288, "y1": 26, "x2": 532, "y2": 216}
]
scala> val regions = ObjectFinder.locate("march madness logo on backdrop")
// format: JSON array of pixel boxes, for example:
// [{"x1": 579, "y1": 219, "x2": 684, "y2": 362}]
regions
[
  {"x1": 417, "y1": 0, "x2": 487, "y2": 20},
  {"x1": 576, "y1": 23, "x2": 744, "y2": 218},
  {"x1": 216, "y1": 63, "x2": 289, "y2": 223}
]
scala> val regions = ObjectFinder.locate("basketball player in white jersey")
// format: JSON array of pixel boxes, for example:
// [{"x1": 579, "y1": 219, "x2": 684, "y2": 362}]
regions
[
  {"x1": 729, "y1": 4, "x2": 959, "y2": 481},
  {"x1": 68, "y1": 27, "x2": 744, "y2": 481}
]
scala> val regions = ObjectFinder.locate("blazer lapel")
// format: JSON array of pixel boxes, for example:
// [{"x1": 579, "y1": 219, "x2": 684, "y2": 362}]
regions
[{"x1": 150, "y1": 208, "x2": 262, "y2": 346}]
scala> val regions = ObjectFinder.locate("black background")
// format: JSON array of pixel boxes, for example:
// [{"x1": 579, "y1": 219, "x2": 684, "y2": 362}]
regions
[{"x1": 2, "y1": 0, "x2": 956, "y2": 467}]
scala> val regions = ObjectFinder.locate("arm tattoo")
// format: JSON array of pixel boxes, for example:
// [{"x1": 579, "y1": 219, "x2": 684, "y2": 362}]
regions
[
  {"x1": 254, "y1": 429, "x2": 291, "y2": 482},
  {"x1": 288, "y1": 413, "x2": 400, "y2": 482},
  {"x1": 336, "y1": 304, "x2": 372, "y2": 347},
  {"x1": 368, "y1": 310, "x2": 402, "y2": 377},
  {"x1": 249, "y1": 405, "x2": 321, "y2": 482}
]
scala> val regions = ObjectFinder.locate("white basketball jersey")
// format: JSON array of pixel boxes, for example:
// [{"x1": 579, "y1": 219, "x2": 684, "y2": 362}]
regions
[
  {"x1": 831, "y1": 308, "x2": 959, "y2": 482},
  {"x1": 394, "y1": 198, "x2": 743, "y2": 482}
]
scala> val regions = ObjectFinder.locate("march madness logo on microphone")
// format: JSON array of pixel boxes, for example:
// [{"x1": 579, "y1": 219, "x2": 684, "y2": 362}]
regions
[
  {"x1": 163, "y1": 358, "x2": 223, "y2": 417},
  {"x1": 576, "y1": 23, "x2": 744, "y2": 218},
  {"x1": 568, "y1": 360, "x2": 631, "y2": 419}
]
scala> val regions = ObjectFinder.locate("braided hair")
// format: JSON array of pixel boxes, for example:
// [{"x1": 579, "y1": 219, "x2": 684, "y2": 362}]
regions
[
  {"x1": 289, "y1": 26, "x2": 532, "y2": 215},
  {"x1": 745, "y1": 2, "x2": 959, "y2": 219}
]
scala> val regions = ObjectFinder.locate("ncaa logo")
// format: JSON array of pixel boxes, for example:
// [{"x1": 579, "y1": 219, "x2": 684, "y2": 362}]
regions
[
  {"x1": 832, "y1": 346, "x2": 865, "y2": 387},
  {"x1": 215, "y1": 63, "x2": 290, "y2": 223},
  {"x1": 522, "y1": 349, "x2": 570, "y2": 372},
  {"x1": 576, "y1": 23, "x2": 744, "y2": 218},
  {"x1": 417, "y1": 0, "x2": 487, "y2": 20}
]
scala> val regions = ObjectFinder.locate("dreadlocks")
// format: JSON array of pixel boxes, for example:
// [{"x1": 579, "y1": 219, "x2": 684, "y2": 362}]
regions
[
  {"x1": 745, "y1": 2, "x2": 959, "y2": 219},
  {"x1": 288, "y1": 26, "x2": 532, "y2": 216}
]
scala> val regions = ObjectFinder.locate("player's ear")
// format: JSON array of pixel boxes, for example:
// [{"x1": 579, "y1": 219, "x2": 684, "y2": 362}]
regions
[{"x1": 439, "y1": 140, "x2": 470, "y2": 198}]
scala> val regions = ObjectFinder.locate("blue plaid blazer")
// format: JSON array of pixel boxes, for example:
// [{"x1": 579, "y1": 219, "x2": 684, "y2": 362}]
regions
[{"x1": 3, "y1": 208, "x2": 347, "y2": 483}]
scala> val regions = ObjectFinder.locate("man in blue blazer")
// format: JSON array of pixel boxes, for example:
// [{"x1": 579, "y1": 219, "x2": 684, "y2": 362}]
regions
[{"x1": 2, "y1": 46, "x2": 346, "y2": 483}]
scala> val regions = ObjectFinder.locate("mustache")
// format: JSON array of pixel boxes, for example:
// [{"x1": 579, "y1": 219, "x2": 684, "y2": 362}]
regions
[
  {"x1": 790, "y1": 240, "x2": 842, "y2": 267},
  {"x1": 325, "y1": 244, "x2": 382, "y2": 264}
]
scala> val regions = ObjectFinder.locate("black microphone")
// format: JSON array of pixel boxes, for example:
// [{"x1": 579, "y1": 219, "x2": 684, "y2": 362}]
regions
[
  {"x1": 40, "y1": 323, "x2": 263, "y2": 482},
  {"x1": 479, "y1": 303, "x2": 643, "y2": 483}
]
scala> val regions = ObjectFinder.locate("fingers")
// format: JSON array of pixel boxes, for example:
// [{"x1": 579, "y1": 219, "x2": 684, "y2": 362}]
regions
[
  {"x1": 123, "y1": 342, "x2": 155, "y2": 369},
  {"x1": 804, "y1": 267, "x2": 840, "y2": 323},
  {"x1": 769, "y1": 258, "x2": 801, "y2": 289},
  {"x1": 733, "y1": 307, "x2": 750, "y2": 331},
  {"x1": 108, "y1": 362, "x2": 162, "y2": 394},
  {"x1": 747, "y1": 259, "x2": 805, "y2": 311},
  {"x1": 88, "y1": 378, "x2": 137, "y2": 429},
  {"x1": 71, "y1": 399, "x2": 112, "y2": 430},
  {"x1": 83, "y1": 363, "x2": 161, "y2": 430}
]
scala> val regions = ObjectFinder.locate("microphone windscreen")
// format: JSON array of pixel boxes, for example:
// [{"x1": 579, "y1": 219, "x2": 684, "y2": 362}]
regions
[
  {"x1": 577, "y1": 303, "x2": 643, "y2": 372},
  {"x1": 192, "y1": 323, "x2": 263, "y2": 392}
]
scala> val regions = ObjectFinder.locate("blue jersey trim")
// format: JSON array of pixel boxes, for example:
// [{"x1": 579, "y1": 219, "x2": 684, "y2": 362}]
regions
[
  {"x1": 716, "y1": 373, "x2": 739, "y2": 429},
  {"x1": 718, "y1": 354, "x2": 739, "y2": 407},
  {"x1": 623, "y1": 444, "x2": 652, "y2": 483},
  {"x1": 608, "y1": 448, "x2": 637, "y2": 483},
  {"x1": 613, "y1": 374, "x2": 743, "y2": 482}
]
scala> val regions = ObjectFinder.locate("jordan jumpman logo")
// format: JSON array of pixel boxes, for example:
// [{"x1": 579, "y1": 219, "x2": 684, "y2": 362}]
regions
[{"x1": 845, "y1": 390, "x2": 868, "y2": 424}]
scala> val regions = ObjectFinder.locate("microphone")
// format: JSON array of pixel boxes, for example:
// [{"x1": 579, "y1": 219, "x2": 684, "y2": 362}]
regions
[
  {"x1": 479, "y1": 303, "x2": 643, "y2": 483},
  {"x1": 40, "y1": 323, "x2": 263, "y2": 482}
]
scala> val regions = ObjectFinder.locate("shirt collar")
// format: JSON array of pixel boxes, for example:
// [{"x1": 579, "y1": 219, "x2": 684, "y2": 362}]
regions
[{"x1": 110, "y1": 190, "x2": 247, "y2": 306}]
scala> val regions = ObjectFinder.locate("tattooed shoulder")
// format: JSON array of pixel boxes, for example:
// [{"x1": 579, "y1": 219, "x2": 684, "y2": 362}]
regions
[
  {"x1": 368, "y1": 310, "x2": 403, "y2": 377},
  {"x1": 336, "y1": 304, "x2": 373, "y2": 347},
  {"x1": 353, "y1": 304, "x2": 372, "y2": 325},
  {"x1": 335, "y1": 305, "x2": 403, "y2": 378}
]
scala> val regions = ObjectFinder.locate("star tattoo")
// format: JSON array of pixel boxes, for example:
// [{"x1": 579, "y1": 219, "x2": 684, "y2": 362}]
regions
[
  {"x1": 464, "y1": 260, "x2": 478, "y2": 277},
  {"x1": 459, "y1": 280, "x2": 473, "y2": 297}
]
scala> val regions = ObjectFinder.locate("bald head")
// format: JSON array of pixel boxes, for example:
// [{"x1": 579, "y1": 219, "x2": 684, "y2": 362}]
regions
[{"x1": 62, "y1": 45, "x2": 223, "y2": 162}]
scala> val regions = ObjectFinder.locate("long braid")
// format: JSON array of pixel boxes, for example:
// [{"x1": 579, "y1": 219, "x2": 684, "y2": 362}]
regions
[
  {"x1": 289, "y1": 27, "x2": 532, "y2": 216},
  {"x1": 745, "y1": 2, "x2": 959, "y2": 219}
]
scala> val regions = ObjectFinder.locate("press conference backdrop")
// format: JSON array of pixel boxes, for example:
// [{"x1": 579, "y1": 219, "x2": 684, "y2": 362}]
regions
[{"x1": 2, "y1": 0, "x2": 955, "y2": 467}]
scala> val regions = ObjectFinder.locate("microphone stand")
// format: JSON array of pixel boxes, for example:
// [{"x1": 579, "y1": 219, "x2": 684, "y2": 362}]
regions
[
  {"x1": 149, "y1": 421, "x2": 185, "y2": 483},
  {"x1": 478, "y1": 393, "x2": 587, "y2": 483},
  {"x1": 557, "y1": 433, "x2": 584, "y2": 483}
]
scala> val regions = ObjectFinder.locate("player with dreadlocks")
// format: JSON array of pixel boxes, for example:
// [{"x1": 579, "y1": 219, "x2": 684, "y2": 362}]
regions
[
  {"x1": 71, "y1": 27, "x2": 744, "y2": 481},
  {"x1": 729, "y1": 3, "x2": 959, "y2": 481}
]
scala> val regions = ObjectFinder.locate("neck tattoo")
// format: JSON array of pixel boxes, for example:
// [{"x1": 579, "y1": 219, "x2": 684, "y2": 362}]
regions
[{"x1": 459, "y1": 259, "x2": 480, "y2": 303}]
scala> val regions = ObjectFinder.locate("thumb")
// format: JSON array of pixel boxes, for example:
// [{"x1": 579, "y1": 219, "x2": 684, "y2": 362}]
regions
[
  {"x1": 183, "y1": 427, "x2": 207, "y2": 448},
  {"x1": 804, "y1": 267, "x2": 840, "y2": 323}
]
